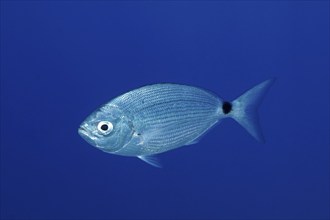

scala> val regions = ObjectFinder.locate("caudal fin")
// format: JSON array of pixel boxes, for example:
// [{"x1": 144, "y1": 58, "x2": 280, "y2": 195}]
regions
[{"x1": 229, "y1": 79, "x2": 275, "y2": 142}]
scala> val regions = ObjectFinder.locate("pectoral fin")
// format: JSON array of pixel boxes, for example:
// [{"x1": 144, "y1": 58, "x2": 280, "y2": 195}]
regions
[{"x1": 138, "y1": 155, "x2": 162, "y2": 168}]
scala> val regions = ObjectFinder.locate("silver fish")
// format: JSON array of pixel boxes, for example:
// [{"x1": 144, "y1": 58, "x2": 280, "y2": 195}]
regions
[{"x1": 78, "y1": 79, "x2": 274, "y2": 167}]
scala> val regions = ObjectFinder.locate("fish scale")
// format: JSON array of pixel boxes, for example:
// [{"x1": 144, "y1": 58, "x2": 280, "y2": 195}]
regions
[
  {"x1": 78, "y1": 79, "x2": 275, "y2": 167},
  {"x1": 107, "y1": 85, "x2": 222, "y2": 154},
  {"x1": 112, "y1": 84, "x2": 220, "y2": 114}
]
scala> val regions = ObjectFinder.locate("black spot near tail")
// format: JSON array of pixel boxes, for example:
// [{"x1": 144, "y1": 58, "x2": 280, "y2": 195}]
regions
[{"x1": 222, "y1": 101, "x2": 232, "y2": 114}]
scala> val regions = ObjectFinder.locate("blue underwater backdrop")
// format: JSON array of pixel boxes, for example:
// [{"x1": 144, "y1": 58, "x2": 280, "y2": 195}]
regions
[{"x1": 1, "y1": 2, "x2": 329, "y2": 220}]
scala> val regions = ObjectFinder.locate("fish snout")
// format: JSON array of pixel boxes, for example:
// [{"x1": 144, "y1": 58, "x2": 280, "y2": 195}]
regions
[
  {"x1": 78, "y1": 126, "x2": 97, "y2": 146},
  {"x1": 78, "y1": 126, "x2": 88, "y2": 137}
]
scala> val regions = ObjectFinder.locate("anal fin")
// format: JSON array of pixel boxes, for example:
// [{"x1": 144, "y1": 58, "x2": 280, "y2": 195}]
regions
[{"x1": 185, "y1": 121, "x2": 220, "y2": 146}]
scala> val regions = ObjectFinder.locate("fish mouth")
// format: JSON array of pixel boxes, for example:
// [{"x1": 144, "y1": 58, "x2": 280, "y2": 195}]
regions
[
  {"x1": 78, "y1": 127, "x2": 89, "y2": 137},
  {"x1": 78, "y1": 126, "x2": 103, "y2": 148}
]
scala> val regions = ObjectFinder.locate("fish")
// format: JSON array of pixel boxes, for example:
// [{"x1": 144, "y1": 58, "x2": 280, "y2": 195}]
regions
[{"x1": 78, "y1": 79, "x2": 275, "y2": 167}]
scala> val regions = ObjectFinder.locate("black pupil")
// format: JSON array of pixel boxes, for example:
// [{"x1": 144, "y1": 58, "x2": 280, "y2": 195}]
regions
[
  {"x1": 222, "y1": 101, "x2": 232, "y2": 114},
  {"x1": 100, "y1": 124, "x2": 108, "y2": 131}
]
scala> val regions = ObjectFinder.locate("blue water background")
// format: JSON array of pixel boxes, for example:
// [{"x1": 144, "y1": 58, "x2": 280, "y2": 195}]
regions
[{"x1": 1, "y1": 2, "x2": 329, "y2": 220}]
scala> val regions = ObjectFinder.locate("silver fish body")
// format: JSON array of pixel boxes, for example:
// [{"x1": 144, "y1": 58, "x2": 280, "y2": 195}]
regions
[
  {"x1": 78, "y1": 80, "x2": 274, "y2": 167},
  {"x1": 110, "y1": 84, "x2": 222, "y2": 156}
]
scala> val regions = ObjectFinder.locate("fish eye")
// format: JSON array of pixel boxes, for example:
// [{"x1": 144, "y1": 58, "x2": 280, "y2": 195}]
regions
[{"x1": 97, "y1": 121, "x2": 113, "y2": 134}]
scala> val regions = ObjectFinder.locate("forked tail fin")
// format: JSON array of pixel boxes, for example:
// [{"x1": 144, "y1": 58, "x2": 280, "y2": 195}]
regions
[{"x1": 230, "y1": 79, "x2": 275, "y2": 142}]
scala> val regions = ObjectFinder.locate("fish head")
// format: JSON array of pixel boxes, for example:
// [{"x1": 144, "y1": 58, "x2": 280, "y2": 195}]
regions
[{"x1": 78, "y1": 104, "x2": 134, "y2": 153}]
